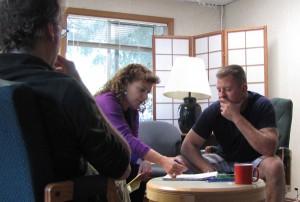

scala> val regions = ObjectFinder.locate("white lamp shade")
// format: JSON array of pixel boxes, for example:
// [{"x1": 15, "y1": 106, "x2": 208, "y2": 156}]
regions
[{"x1": 163, "y1": 56, "x2": 211, "y2": 100}]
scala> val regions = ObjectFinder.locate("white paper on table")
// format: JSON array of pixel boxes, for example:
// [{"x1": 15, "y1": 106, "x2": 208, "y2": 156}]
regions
[{"x1": 162, "y1": 171, "x2": 218, "y2": 181}]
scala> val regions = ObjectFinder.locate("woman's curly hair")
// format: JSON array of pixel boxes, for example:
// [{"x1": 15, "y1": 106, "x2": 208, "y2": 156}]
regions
[
  {"x1": 0, "y1": 0, "x2": 61, "y2": 53},
  {"x1": 95, "y1": 63, "x2": 160, "y2": 108}
]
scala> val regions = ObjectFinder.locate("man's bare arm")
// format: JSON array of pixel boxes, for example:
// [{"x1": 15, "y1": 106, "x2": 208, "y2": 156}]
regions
[
  {"x1": 181, "y1": 130, "x2": 215, "y2": 173},
  {"x1": 233, "y1": 115, "x2": 278, "y2": 156}
]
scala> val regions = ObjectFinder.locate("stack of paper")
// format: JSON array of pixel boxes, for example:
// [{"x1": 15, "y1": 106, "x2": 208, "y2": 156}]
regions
[{"x1": 162, "y1": 171, "x2": 218, "y2": 181}]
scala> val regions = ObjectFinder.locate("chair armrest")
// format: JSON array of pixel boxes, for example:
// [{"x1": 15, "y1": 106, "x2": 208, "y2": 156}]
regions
[
  {"x1": 276, "y1": 146, "x2": 290, "y2": 160},
  {"x1": 44, "y1": 180, "x2": 73, "y2": 202},
  {"x1": 44, "y1": 175, "x2": 118, "y2": 202},
  {"x1": 276, "y1": 147, "x2": 291, "y2": 187}
]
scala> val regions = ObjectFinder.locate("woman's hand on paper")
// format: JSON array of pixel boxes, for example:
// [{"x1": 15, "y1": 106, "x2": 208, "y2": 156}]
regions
[{"x1": 162, "y1": 157, "x2": 187, "y2": 178}]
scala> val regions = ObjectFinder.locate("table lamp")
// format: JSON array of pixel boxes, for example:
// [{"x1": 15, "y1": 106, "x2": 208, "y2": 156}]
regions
[{"x1": 163, "y1": 56, "x2": 211, "y2": 133}]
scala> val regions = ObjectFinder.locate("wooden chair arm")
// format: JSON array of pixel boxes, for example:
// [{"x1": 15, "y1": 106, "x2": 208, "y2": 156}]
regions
[
  {"x1": 276, "y1": 147, "x2": 290, "y2": 161},
  {"x1": 44, "y1": 176, "x2": 120, "y2": 202},
  {"x1": 44, "y1": 180, "x2": 73, "y2": 202}
]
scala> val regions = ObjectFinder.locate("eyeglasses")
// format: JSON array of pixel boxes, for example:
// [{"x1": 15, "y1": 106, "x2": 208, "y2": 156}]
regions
[
  {"x1": 53, "y1": 22, "x2": 69, "y2": 38},
  {"x1": 58, "y1": 24, "x2": 69, "y2": 38}
]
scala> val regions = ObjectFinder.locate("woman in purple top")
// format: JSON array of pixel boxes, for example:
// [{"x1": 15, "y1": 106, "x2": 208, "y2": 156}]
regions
[{"x1": 95, "y1": 63, "x2": 186, "y2": 202}]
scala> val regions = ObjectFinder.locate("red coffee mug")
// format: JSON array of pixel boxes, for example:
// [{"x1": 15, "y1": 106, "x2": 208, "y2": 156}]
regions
[{"x1": 234, "y1": 163, "x2": 259, "y2": 184}]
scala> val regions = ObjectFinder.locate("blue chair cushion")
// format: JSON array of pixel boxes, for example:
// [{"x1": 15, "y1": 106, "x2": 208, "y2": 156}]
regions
[{"x1": 0, "y1": 79, "x2": 53, "y2": 201}]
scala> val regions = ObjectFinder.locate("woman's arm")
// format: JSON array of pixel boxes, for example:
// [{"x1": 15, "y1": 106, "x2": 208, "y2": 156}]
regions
[
  {"x1": 143, "y1": 149, "x2": 186, "y2": 177},
  {"x1": 95, "y1": 93, "x2": 151, "y2": 158}
]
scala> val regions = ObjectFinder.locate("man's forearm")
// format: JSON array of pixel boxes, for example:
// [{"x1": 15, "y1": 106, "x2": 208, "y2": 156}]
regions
[
  {"x1": 233, "y1": 115, "x2": 277, "y2": 156},
  {"x1": 181, "y1": 143, "x2": 215, "y2": 173}
]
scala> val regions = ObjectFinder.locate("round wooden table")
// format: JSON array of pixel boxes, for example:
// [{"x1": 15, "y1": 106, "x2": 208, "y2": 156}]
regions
[{"x1": 146, "y1": 177, "x2": 266, "y2": 202}]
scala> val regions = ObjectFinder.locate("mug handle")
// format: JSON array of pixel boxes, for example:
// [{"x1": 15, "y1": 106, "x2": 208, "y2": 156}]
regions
[{"x1": 252, "y1": 166, "x2": 259, "y2": 182}]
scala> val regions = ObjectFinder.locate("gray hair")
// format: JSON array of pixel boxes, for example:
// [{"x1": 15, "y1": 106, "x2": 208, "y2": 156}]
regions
[{"x1": 0, "y1": 0, "x2": 62, "y2": 53}]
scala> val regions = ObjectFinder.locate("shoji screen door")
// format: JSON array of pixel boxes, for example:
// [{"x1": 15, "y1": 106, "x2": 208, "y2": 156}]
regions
[
  {"x1": 225, "y1": 27, "x2": 268, "y2": 96},
  {"x1": 153, "y1": 36, "x2": 192, "y2": 127},
  {"x1": 153, "y1": 26, "x2": 267, "y2": 129},
  {"x1": 194, "y1": 31, "x2": 224, "y2": 107}
]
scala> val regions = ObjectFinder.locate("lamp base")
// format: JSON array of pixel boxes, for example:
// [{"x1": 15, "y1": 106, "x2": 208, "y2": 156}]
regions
[{"x1": 178, "y1": 97, "x2": 202, "y2": 133}]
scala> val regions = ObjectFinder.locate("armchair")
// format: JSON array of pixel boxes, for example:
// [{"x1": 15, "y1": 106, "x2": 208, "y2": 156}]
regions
[
  {"x1": 271, "y1": 98, "x2": 293, "y2": 191},
  {"x1": 139, "y1": 121, "x2": 182, "y2": 177},
  {"x1": 0, "y1": 79, "x2": 118, "y2": 202}
]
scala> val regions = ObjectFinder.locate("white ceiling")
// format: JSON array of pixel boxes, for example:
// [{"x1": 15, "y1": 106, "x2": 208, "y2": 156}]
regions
[{"x1": 171, "y1": 0, "x2": 236, "y2": 6}]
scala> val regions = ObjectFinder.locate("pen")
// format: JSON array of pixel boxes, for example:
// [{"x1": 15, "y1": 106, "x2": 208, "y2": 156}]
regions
[{"x1": 174, "y1": 159, "x2": 193, "y2": 174}]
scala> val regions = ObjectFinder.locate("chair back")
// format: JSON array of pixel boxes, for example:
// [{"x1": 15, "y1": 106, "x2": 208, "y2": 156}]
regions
[
  {"x1": 139, "y1": 121, "x2": 182, "y2": 157},
  {"x1": 270, "y1": 98, "x2": 293, "y2": 148},
  {"x1": 0, "y1": 79, "x2": 53, "y2": 201},
  {"x1": 139, "y1": 121, "x2": 182, "y2": 177}
]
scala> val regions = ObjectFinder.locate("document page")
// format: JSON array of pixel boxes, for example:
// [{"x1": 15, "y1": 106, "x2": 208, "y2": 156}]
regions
[{"x1": 162, "y1": 171, "x2": 218, "y2": 181}]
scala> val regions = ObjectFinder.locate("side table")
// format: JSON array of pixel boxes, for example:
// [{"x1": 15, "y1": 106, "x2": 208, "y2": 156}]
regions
[{"x1": 146, "y1": 177, "x2": 266, "y2": 202}]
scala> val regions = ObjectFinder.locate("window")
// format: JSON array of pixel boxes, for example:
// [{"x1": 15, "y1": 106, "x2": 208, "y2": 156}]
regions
[{"x1": 61, "y1": 8, "x2": 174, "y2": 121}]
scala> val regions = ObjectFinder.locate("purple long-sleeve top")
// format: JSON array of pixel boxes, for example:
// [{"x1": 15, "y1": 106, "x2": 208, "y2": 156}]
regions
[{"x1": 95, "y1": 92, "x2": 151, "y2": 164}]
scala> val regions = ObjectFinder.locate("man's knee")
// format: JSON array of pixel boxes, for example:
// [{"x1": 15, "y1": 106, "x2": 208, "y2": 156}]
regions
[{"x1": 260, "y1": 156, "x2": 284, "y2": 178}]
